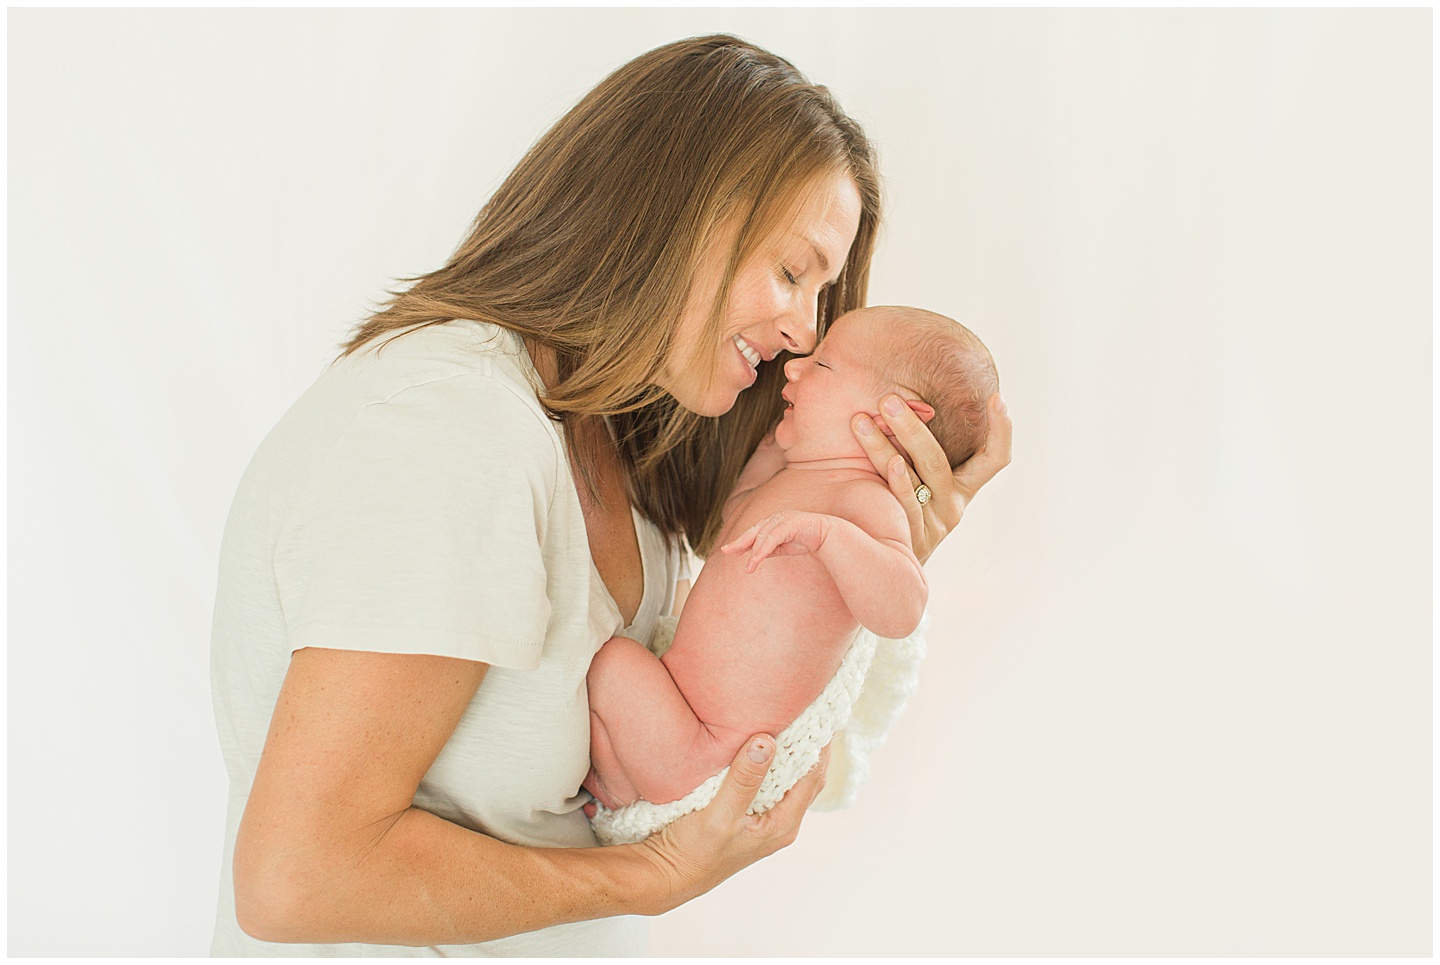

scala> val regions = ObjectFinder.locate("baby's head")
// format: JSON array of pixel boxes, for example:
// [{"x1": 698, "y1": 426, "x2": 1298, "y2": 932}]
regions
[
  {"x1": 775, "y1": 306, "x2": 999, "y2": 468},
  {"x1": 865, "y1": 306, "x2": 999, "y2": 468}
]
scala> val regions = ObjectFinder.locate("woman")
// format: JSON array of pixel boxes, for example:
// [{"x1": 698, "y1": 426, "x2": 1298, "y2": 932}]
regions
[{"x1": 211, "y1": 34, "x2": 1010, "y2": 955}]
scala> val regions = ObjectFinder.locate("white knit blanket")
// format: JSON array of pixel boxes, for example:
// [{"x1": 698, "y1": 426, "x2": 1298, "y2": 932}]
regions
[{"x1": 588, "y1": 611, "x2": 928, "y2": 846}]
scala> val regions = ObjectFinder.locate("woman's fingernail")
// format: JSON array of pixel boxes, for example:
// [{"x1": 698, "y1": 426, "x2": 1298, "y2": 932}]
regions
[
  {"x1": 855, "y1": 414, "x2": 874, "y2": 436},
  {"x1": 748, "y1": 740, "x2": 773, "y2": 763},
  {"x1": 883, "y1": 396, "x2": 905, "y2": 416}
]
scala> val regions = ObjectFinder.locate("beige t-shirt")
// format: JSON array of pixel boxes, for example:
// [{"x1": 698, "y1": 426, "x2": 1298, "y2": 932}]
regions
[{"x1": 209, "y1": 320, "x2": 682, "y2": 956}]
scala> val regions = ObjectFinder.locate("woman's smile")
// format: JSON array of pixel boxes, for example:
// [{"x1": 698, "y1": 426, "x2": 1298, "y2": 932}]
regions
[
  {"x1": 730, "y1": 334, "x2": 762, "y2": 388},
  {"x1": 733, "y1": 334, "x2": 763, "y2": 368}
]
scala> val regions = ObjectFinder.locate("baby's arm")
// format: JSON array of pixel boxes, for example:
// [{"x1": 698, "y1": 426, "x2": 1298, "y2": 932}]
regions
[
  {"x1": 722, "y1": 430, "x2": 787, "y2": 520},
  {"x1": 720, "y1": 497, "x2": 927, "y2": 640}
]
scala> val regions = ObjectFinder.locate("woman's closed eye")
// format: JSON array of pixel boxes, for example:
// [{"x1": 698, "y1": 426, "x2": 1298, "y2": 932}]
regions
[{"x1": 780, "y1": 265, "x2": 799, "y2": 285}]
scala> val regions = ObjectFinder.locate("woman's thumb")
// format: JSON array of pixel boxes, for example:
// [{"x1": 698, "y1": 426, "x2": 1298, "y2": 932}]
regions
[{"x1": 712, "y1": 735, "x2": 775, "y2": 819}]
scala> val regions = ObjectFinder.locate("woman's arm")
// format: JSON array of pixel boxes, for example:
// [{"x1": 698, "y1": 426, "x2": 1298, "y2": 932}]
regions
[
  {"x1": 850, "y1": 393, "x2": 1012, "y2": 561},
  {"x1": 234, "y1": 646, "x2": 823, "y2": 946}
]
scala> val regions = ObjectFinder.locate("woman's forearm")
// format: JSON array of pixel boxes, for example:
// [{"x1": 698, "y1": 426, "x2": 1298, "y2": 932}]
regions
[
  {"x1": 236, "y1": 803, "x2": 679, "y2": 946},
  {"x1": 233, "y1": 646, "x2": 691, "y2": 947}
]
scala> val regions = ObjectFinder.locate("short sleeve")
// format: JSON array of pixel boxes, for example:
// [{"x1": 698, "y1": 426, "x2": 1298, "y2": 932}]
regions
[{"x1": 274, "y1": 373, "x2": 560, "y2": 670}]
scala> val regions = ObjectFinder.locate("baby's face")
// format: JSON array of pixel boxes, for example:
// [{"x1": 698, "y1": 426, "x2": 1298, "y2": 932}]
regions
[{"x1": 774, "y1": 310, "x2": 889, "y2": 461}]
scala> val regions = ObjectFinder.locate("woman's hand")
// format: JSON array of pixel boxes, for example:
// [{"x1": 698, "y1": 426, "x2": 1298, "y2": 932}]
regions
[
  {"x1": 851, "y1": 392, "x2": 1012, "y2": 562},
  {"x1": 630, "y1": 736, "x2": 829, "y2": 912}
]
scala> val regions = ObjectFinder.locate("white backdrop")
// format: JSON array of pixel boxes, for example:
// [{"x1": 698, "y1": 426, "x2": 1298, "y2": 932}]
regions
[{"x1": 8, "y1": 8, "x2": 1430, "y2": 957}]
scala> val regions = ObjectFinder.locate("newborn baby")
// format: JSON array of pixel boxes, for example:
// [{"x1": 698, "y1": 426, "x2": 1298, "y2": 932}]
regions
[{"x1": 583, "y1": 306, "x2": 999, "y2": 819}]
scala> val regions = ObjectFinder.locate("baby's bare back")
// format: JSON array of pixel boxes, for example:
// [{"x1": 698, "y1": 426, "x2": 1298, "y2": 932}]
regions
[{"x1": 660, "y1": 469, "x2": 884, "y2": 739}]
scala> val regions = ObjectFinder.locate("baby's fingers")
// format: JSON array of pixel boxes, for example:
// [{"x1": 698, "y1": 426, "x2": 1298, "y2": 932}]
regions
[
  {"x1": 720, "y1": 527, "x2": 759, "y2": 554},
  {"x1": 745, "y1": 530, "x2": 785, "y2": 572},
  {"x1": 744, "y1": 514, "x2": 800, "y2": 571}
]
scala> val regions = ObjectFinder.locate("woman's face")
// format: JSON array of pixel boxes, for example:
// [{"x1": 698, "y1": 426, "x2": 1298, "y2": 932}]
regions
[{"x1": 656, "y1": 170, "x2": 864, "y2": 417}]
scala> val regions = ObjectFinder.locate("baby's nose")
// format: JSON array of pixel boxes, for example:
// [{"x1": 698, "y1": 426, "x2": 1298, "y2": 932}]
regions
[{"x1": 783, "y1": 357, "x2": 803, "y2": 381}]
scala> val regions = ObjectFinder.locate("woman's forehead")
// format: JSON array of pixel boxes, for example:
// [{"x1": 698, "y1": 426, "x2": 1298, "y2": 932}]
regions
[{"x1": 773, "y1": 173, "x2": 860, "y2": 255}]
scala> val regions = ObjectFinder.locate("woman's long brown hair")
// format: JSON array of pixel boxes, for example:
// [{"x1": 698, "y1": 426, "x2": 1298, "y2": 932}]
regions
[{"x1": 341, "y1": 34, "x2": 881, "y2": 555}]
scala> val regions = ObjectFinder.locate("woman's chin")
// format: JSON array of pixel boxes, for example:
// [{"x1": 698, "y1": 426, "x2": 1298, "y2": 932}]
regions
[
  {"x1": 681, "y1": 392, "x2": 742, "y2": 418},
  {"x1": 710, "y1": 378, "x2": 760, "y2": 416},
  {"x1": 665, "y1": 368, "x2": 761, "y2": 417}
]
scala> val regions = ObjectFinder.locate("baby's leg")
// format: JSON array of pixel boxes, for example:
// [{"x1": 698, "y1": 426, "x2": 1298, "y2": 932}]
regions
[{"x1": 585, "y1": 635, "x2": 741, "y2": 808}]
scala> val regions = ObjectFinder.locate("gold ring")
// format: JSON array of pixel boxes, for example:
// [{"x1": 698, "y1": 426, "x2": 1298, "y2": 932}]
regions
[{"x1": 914, "y1": 484, "x2": 932, "y2": 506}]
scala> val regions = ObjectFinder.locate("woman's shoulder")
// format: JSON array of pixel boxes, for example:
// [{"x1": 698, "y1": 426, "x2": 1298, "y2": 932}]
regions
[
  {"x1": 325, "y1": 320, "x2": 553, "y2": 431},
  {"x1": 259, "y1": 320, "x2": 562, "y2": 488},
  {"x1": 340, "y1": 319, "x2": 535, "y2": 390}
]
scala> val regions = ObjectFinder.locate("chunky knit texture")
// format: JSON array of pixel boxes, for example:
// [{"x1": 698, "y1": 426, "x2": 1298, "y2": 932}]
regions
[{"x1": 588, "y1": 612, "x2": 928, "y2": 846}]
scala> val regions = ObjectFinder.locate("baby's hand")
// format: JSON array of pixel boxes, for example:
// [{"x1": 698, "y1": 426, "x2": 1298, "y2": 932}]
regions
[{"x1": 720, "y1": 511, "x2": 835, "y2": 573}]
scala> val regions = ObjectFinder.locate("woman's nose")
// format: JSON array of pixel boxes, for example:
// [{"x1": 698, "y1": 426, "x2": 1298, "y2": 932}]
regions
[{"x1": 778, "y1": 299, "x2": 818, "y2": 354}]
